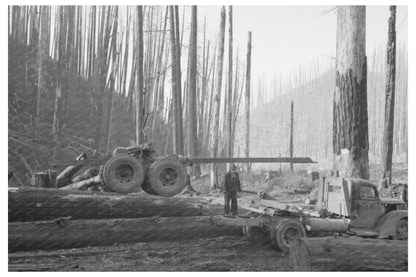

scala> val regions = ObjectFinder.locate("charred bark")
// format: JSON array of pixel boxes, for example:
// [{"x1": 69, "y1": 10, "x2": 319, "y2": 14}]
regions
[
  {"x1": 381, "y1": 6, "x2": 397, "y2": 188},
  {"x1": 333, "y1": 6, "x2": 369, "y2": 179}
]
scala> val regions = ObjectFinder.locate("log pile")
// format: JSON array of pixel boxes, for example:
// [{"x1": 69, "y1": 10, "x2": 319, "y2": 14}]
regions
[{"x1": 8, "y1": 186, "x2": 233, "y2": 252}]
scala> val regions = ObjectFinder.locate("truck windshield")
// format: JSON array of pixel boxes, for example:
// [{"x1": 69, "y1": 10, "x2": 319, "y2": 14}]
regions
[{"x1": 360, "y1": 185, "x2": 376, "y2": 199}]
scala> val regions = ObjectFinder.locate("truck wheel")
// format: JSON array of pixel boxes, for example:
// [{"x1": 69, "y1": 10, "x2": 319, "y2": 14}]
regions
[
  {"x1": 270, "y1": 219, "x2": 306, "y2": 253},
  {"x1": 394, "y1": 219, "x2": 408, "y2": 240},
  {"x1": 146, "y1": 158, "x2": 187, "y2": 197},
  {"x1": 101, "y1": 154, "x2": 145, "y2": 194}
]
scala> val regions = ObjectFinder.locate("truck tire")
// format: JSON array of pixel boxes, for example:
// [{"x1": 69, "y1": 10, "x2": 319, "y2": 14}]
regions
[
  {"x1": 394, "y1": 218, "x2": 408, "y2": 240},
  {"x1": 101, "y1": 154, "x2": 145, "y2": 194},
  {"x1": 270, "y1": 219, "x2": 306, "y2": 253},
  {"x1": 145, "y1": 158, "x2": 187, "y2": 197}
]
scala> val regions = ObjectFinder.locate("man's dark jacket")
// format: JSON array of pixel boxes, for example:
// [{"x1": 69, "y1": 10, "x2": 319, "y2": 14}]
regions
[{"x1": 223, "y1": 172, "x2": 241, "y2": 195}]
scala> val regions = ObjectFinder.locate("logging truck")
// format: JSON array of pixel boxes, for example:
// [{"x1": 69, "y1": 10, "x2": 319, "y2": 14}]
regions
[
  {"x1": 52, "y1": 143, "x2": 315, "y2": 197},
  {"x1": 213, "y1": 177, "x2": 408, "y2": 252}
]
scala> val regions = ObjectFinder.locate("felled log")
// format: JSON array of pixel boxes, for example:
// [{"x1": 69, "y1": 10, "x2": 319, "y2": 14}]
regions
[
  {"x1": 289, "y1": 236, "x2": 408, "y2": 271},
  {"x1": 55, "y1": 153, "x2": 87, "y2": 188},
  {"x1": 9, "y1": 216, "x2": 242, "y2": 252},
  {"x1": 71, "y1": 167, "x2": 99, "y2": 183},
  {"x1": 8, "y1": 187, "x2": 224, "y2": 222},
  {"x1": 60, "y1": 175, "x2": 101, "y2": 191}
]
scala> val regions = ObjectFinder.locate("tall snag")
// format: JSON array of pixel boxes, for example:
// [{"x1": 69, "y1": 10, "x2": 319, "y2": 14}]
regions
[
  {"x1": 244, "y1": 31, "x2": 252, "y2": 172},
  {"x1": 381, "y1": 6, "x2": 397, "y2": 188},
  {"x1": 211, "y1": 6, "x2": 226, "y2": 189},
  {"x1": 135, "y1": 6, "x2": 145, "y2": 145},
  {"x1": 187, "y1": 6, "x2": 200, "y2": 175},
  {"x1": 227, "y1": 6, "x2": 233, "y2": 158},
  {"x1": 333, "y1": 6, "x2": 369, "y2": 179}
]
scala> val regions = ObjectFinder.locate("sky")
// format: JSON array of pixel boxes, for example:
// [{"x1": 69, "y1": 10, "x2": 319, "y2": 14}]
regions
[{"x1": 192, "y1": 6, "x2": 408, "y2": 82}]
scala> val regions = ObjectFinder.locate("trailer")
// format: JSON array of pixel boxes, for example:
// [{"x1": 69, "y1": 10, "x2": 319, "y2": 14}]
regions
[
  {"x1": 211, "y1": 177, "x2": 408, "y2": 252},
  {"x1": 51, "y1": 143, "x2": 315, "y2": 197}
]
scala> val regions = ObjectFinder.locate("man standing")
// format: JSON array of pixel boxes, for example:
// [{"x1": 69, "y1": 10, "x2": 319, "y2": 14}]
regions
[{"x1": 223, "y1": 164, "x2": 242, "y2": 216}]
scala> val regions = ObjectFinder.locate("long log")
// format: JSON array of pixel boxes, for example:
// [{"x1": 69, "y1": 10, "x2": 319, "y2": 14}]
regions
[
  {"x1": 60, "y1": 175, "x2": 101, "y2": 190},
  {"x1": 9, "y1": 216, "x2": 242, "y2": 252},
  {"x1": 289, "y1": 236, "x2": 407, "y2": 271},
  {"x1": 71, "y1": 167, "x2": 99, "y2": 183},
  {"x1": 8, "y1": 187, "x2": 224, "y2": 221},
  {"x1": 55, "y1": 153, "x2": 87, "y2": 187}
]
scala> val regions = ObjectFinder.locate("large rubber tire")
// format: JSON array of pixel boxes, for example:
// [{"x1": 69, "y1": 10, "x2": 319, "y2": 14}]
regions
[
  {"x1": 270, "y1": 219, "x2": 306, "y2": 253},
  {"x1": 394, "y1": 219, "x2": 408, "y2": 240},
  {"x1": 101, "y1": 154, "x2": 145, "y2": 194},
  {"x1": 145, "y1": 158, "x2": 187, "y2": 197}
]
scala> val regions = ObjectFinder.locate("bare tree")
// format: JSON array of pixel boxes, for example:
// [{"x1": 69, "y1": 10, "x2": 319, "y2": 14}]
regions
[
  {"x1": 333, "y1": 6, "x2": 369, "y2": 179},
  {"x1": 244, "y1": 31, "x2": 252, "y2": 171},
  {"x1": 227, "y1": 6, "x2": 233, "y2": 158},
  {"x1": 187, "y1": 6, "x2": 199, "y2": 175},
  {"x1": 135, "y1": 6, "x2": 145, "y2": 145},
  {"x1": 211, "y1": 6, "x2": 226, "y2": 189},
  {"x1": 381, "y1": 6, "x2": 396, "y2": 188}
]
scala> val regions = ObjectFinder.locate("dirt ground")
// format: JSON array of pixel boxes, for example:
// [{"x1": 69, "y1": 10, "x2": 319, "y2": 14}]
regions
[{"x1": 9, "y1": 236, "x2": 292, "y2": 271}]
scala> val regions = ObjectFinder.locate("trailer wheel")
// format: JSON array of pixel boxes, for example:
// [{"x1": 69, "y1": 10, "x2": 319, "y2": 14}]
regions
[
  {"x1": 270, "y1": 219, "x2": 306, "y2": 253},
  {"x1": 101, "y1": 154, "x2": 145, "y2": 194},
  {"x1": 394, "y1": 219, "x2": 408, "y2": 240},
  {"x1": 146, "y1": 158, "x2": 187, "y2": 197}
]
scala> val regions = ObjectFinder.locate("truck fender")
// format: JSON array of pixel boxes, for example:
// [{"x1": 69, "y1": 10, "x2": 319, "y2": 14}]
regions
[{"x1": 376, "y1": 210, "x2": 408, "y2": 239}]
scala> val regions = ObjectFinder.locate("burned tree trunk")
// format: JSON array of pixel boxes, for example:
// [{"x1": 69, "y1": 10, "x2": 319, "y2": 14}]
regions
[
  {"x1": 381, "y1": 6, "x2": 397, "y2": 188},
  {"x1": 210, "y1": 6, "x2": 226, "y2": 189},
  {"x1": 290, "y1": 101, "x2": 294, "y2": 172},
  {"x1": 244, "y1": 31, "x2": 252, "y2": 172},
  {"x1": 169, "y1": 6, "x2": 182, "y2": 154},
  {"x1": 187, "y1": 6, "x2": 199, "y2": 175},
  {"x1": 333, "y1": 6, "x2": 369, "y2": 179},
  {"x1": 227, "y1": 6, "x2": 233, "y2": 158},
  {"x1": 136, "y1": 6, "x2": 145, "y2": 145}
]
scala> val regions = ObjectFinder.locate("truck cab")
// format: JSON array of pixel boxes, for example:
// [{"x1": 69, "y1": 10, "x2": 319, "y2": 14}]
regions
[{"x1": 317, "y1": 177, "x2": 407, "y2": 240}]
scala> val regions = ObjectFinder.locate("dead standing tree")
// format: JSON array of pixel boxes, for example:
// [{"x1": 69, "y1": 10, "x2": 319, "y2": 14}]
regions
[
  {"x1": 381, "y1": 6, "x2": 396, "y2": 188},
  {"x1": 333, "y1": 6, "x2": 369, "y2": 179},
  {"x1": 169, "y1": 6, "x2": 184, "y2": 154},
  {"x1": 136, "y1": 6, "x2": 145, "y2": 145},
  {"x1": 227, "y1": 6, "x2": 233, "y2": 158},
  {"x1": 187, "y1": 6, "x2": 200, "y2": 176},
  {"x1": 211, "y1": 6, "x2": 226, "y2": 189},
  {"x1": 244, "y1": 31, "x2": 252, "y2": 172}
]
